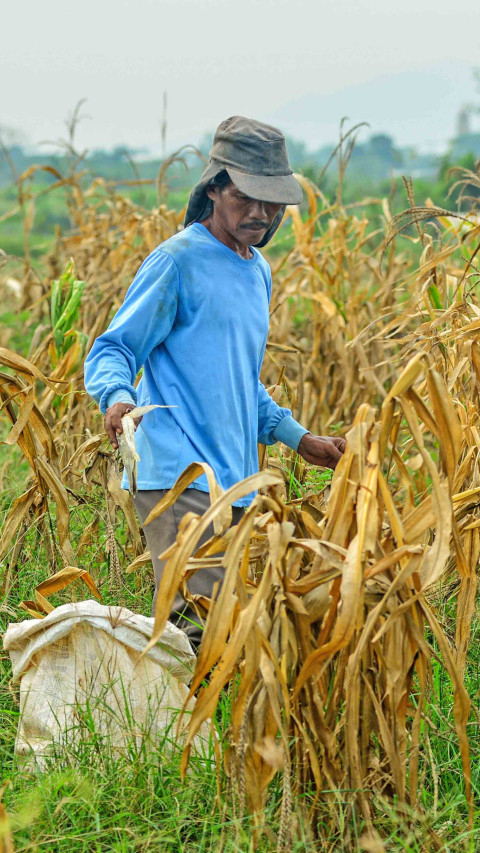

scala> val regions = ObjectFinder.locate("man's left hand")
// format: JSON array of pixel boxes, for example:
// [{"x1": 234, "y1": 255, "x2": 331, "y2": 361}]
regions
[{"x1": 297, "y1": 433, "x2": 346, "y2": 470}]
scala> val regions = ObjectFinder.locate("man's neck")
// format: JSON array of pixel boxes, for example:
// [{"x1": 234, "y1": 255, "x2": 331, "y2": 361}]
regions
[{"x1": 200, "y1": 216, "x2": 253, "y2": 260}]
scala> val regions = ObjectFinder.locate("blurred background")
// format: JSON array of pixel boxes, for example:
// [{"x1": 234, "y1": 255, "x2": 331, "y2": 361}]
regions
[{"x1": 2, "y1": 0, "x2": 480, "y2": 257}]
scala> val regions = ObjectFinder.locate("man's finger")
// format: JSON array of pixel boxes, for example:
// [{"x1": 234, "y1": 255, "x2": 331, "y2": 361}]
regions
[
  {"x1": 332, "y1": 436, "x2": 347, "y2": 453},
  {"x1": 105, "y1": 423, "x2": 119, "y2": 449},
  {"x1": 105, "y1": 415, "x2": 125, "y2": 449},
  {"x1": 110, "y1": 417, "x2": 125, "y2": 434}
]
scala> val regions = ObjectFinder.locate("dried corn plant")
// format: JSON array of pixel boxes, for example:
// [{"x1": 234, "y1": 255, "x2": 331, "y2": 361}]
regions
[
  {"x1": 0, "y1": 341, "x2": 145, "y2": 595},
  {"x1": 264, "y1": 175, "x2": 480, "y2": 435},
  {"x1": 147, "y1": 346, "x2": 478, "y2": 848}
]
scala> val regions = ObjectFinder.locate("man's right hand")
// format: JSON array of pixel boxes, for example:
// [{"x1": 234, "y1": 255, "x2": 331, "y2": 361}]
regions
[
  {"x1": 297, "y1": 433, "x2": 346, "y2": 470},
  {"x1": 105, "y1": 402, "x2": 142, "y2": 450}
]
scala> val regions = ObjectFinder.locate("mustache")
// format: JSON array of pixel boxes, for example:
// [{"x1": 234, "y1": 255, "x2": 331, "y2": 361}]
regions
[{"x1": 241, "y1": 221, "x2": 270, "y2": 230}]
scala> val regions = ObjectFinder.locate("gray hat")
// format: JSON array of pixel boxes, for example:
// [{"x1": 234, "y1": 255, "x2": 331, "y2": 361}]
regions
[{"x1": 184, "y1": 116, "x2": 303, "y2": 247}]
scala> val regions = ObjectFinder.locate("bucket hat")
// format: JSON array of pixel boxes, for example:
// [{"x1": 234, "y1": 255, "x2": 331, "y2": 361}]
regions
[{"x1": 184, "y1": 116, "x2": 303, "y2": 247}]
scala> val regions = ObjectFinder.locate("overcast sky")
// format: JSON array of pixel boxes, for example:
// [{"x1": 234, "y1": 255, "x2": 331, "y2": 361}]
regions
[{"x1": 3, "y1": 0, "x2": 480, "y2": 154}]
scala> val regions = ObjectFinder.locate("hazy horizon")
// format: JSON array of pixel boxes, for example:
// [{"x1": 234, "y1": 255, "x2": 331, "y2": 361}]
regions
[{"x1": 3, "y1": 0, "x2": 480, "y2": 156}]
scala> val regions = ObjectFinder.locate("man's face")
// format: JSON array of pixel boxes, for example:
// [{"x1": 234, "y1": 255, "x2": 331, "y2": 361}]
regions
[{"x1": 205, "y1": 181, "x2": 283, "y2": 248}]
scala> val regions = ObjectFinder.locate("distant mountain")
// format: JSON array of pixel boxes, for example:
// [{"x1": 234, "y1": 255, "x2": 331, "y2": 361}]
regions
[{"x1": 268, "y1": 61, "x2": 479, "y2": 153}]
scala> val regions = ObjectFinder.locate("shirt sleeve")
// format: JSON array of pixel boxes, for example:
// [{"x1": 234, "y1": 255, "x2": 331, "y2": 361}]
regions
[
  {"x1": 84, "y1": 250, "x2": 180, "y2": 414},
  {"x1": 105, "y1": 388, "x2": 137, "y2": 409},
  {"x1": 273, "y1": 415, "x2": 309, "y2": 450}
]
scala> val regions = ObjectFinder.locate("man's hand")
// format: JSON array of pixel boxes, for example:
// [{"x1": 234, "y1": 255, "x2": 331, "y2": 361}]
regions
[
  {"x1": 297, "y1": 433, "x2": 346, "y2": 470},
  {"x1": 105, "y1": 402, "x2": 142, "y2": 450}
]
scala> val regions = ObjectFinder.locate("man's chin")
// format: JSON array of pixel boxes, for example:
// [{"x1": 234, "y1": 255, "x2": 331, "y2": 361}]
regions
[{"x1": 246, "y1": 230, "x2": 267, "y2": 246}]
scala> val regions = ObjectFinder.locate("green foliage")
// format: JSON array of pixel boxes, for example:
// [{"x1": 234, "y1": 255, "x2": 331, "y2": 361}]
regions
[{"x1": 50, "y1": 260, "x2": 87, "y2": 365}]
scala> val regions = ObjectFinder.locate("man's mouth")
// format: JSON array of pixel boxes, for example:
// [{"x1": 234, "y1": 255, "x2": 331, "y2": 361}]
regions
[{"x1": 242, "y1": 222, "x2": 269, "y2": 231}]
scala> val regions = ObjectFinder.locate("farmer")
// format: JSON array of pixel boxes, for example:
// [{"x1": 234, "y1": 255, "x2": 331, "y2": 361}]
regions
[{"x1": 84, "y1": 116, "x2": 346, "y2": 645}]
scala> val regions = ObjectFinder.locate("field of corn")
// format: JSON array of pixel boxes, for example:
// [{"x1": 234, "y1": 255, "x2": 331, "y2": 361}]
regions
[{"x1": 1, "y1": 145, "x2": 480, "y2": 851}]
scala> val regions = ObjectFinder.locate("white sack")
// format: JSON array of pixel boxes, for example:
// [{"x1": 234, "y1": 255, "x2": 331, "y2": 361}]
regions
[{"x1": 3, "y1": 601, "x2": 206, "y2": 769}]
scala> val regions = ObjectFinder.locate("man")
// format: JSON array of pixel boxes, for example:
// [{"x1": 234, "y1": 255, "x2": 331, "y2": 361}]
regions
[{"x1": 84, "y1": 116, "x2": 346, "y2": 645}]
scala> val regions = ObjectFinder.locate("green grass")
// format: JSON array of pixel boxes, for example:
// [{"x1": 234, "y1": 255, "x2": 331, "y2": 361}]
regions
[{"x1": 0, "y1": 508, "x2": 307, "y2": 852}]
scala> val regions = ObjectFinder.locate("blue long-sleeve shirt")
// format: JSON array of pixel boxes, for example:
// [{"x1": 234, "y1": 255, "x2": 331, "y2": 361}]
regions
[{"x1": 84, "y1": 222, "x2": 307, "y2": 506}]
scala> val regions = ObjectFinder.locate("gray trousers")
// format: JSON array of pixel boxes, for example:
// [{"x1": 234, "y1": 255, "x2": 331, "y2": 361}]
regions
[{"x1": 134, "y1": 489, "x2": 244, "y2": 647}]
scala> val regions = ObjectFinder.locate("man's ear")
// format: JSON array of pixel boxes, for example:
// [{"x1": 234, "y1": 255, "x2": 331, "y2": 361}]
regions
[{"x1": 205, "y1": 185, "x2": 220, "y2": 202}]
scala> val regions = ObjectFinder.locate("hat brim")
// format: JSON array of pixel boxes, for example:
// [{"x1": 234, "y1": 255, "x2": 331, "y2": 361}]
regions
[{"x1": 225, "y1": 166, "x2": 303, "y2": 205}]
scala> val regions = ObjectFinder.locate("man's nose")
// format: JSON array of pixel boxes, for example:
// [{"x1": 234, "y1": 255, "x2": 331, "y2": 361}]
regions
[{"x1": 250, "y1": 199, "x2": 268, "y2": 219}]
